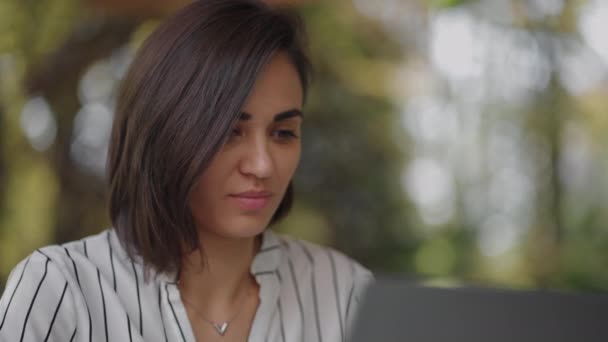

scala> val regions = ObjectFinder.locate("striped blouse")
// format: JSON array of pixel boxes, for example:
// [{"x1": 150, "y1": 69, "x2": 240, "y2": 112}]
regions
[{"x1": 0, "y1": 228, "x2": 373, "y2": 342}]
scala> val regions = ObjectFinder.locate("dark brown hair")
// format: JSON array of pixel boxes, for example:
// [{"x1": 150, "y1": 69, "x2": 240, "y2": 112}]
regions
[{"x1": 107, "y1": 0, "x2": 311, "y2": 275}]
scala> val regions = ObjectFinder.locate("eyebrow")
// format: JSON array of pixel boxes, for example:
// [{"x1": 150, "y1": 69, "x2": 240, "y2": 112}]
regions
[{"x1": 239, "y1": 109, "x2": 303, "y2": 122}]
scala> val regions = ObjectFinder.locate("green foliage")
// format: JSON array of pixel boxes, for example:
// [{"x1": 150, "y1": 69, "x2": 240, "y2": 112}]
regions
[
  {"x1": 1, "y1": 0, "x2": 608, "y2": 295},
  {"x1": 427, "y1": 0, "x2": 471, "y2": 9}
]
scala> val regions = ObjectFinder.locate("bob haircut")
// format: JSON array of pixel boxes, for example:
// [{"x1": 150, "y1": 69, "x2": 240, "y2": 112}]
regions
[{"x1": 107, "y1": 0, "x2": 311, "y2": 275}]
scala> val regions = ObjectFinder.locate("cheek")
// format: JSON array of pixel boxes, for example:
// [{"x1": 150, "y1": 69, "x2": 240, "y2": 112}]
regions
[
  {"x1": 189, "y1": 164, "x2": 228, "y2": 210},
  {"x1": 189, "y1": 179, "x2": 212, "y2": 211},
  {"x1": 276, "y1": 145, "x2": 301, "y2": 179},
  {"x1": 197, "y1": 153, "x2": 236, "y2": 189}
]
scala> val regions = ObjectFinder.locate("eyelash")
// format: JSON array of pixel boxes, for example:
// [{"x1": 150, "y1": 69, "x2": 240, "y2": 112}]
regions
[
  {"x1": 230, "y1": 128, "x2": 299, "y2": 140},
  {"x1": 273, "y1": 129, "x2": 299, "y2": 140}
]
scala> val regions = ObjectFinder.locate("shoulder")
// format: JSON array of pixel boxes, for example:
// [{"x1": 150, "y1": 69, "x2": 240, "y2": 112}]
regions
[
  {"x1": 273, "y1": 233, "x2": 374, "y2": 337},
  {"x1": 14, "y1": 229, "x2": 120, "y2": 286},
  {"x1": 1, "y1": 228, "x2": 127, "y2": 312},
  {"x1": 0, "y1": 229, "x2": 113, "y2": 305},
  {"x1": 0, "y1": 229, "x2": 140, "y2": 341},
  {"x1": 278, "y1": 234, "x2": 373, "y2": 276},
  {"x1": 0, "y1": 248, "x2": 78, "y2": 340},
  {"x1": 276, "y1": 233, "x2": 374, "y2": 293}
]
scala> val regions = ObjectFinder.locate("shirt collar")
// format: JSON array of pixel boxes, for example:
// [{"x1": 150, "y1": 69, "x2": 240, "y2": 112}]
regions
[
  {"x1": 250, "y1": 229, "x2": 283, "y2": 276},
  {"x1": 152, "y1": 229, "x2": 283, "y2": 284}
]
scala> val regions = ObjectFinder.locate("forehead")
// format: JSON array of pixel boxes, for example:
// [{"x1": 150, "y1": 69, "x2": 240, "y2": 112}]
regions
[{"x1": 241, "y1": 52, "x2": 303, "y2": 117}]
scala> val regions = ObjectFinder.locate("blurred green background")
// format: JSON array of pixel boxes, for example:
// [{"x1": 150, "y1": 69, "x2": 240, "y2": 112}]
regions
[{"x1": 1, "y1": 0, "x2": 608, "y2": 293}]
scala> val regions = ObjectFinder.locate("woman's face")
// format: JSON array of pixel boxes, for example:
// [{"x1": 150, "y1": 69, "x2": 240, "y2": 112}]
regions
[{"x1": 189, "y1": 52, "x2": 303, "y2": 240}]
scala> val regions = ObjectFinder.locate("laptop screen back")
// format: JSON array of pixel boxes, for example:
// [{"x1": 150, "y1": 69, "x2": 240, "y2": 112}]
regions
[{"x1": 349, "y1": 278, "x2": 608, "y2": 342}]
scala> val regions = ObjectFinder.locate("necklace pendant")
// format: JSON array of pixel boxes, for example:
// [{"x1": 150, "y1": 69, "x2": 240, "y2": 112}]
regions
[{"x1": 213, "y1": 322, "x2": 229, "y2": 336}]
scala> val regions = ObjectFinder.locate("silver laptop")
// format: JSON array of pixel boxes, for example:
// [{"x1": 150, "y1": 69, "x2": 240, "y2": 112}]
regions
[{"x1": 349, "y1": 277, "x2": 608, "y2": 342}]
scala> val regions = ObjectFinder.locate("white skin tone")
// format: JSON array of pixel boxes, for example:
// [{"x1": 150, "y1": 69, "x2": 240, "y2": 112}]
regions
[{"x1": 178, "y1": 52, "x2": 303, "y2": 341}]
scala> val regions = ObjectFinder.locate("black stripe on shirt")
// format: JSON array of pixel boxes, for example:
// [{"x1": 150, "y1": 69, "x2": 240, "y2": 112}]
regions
[
  {"x1": 0, "y1": 256, "x2": 31, "y2": 331},
  {"x1": 62, "y1": 246, "x2": 92, "y2": 342},
  {"x1": 258, "y1": 244, "x2": 280, "y2": 253},
  {"x1": 274, "y1": 269, "x2": 282, "y2": 283},
  {"x1": 127, "y1": 314, "x2": 133, "y2": 342},
  {"x1": 287, "y1": 255, "x2": 305, "y2": 341},
  {"x1": 298, "y1": 242, "x2": 323, "y2": 342},
  {"x1": 328, "y1": 251, "x2": 344, "y2": 342},
  {"x1": 63, "y1": 247, "x2": 81, "y2": 288},
  {"x1": 278, "y1": 298, "x2": 286, "y2": 342},
  {"x1": 165, "y1": 284, "x2": 186, "y2": 342},
  {"x1": 43, "y1": 281, "x2": 68, "y2": 342},
  {"x1": 275, "y1": 268, "x2": 286, "y2": 340},
  {"x1": 107, "y1": 232, "x2": 117, "y2": 291},
  {"x1": 36, "y1": 249, "x2": 51, "y2": 259},
  {"x1": 80, "y1": 239, "x2": 92, "y2": 342},
  {"x1": 265, "y1": 302, "x2": 280, "y2": 342},
  {"x1": 97, "y1": 269, "x2": 109, "y2": 342},
  {"x1": 20, "y1": 257, "x2": 50, "y2": 342},
  {"x1": 253, "y1": 270, "x2": 275, "y2": 276},
  {"x1": 131, "y1": 261, "x2": 143, "y2": 336},
  {"x1": 69, "y1": 328, "x2": 77, "y2": 342},
  {"x1": 345, "y1": 261, "x2": 356, "y2": 329},
  {"x1": 82, "y1": 240, "x2": 93, "y2": 342},
  {"x1": 158, "y1": 285, "x2": 168, "y2": 342}
]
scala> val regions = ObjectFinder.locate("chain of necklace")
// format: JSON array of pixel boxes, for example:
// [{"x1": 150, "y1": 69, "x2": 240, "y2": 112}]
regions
[{"x1": 179, "y1": 284, "x2": 253, "y2": 336}]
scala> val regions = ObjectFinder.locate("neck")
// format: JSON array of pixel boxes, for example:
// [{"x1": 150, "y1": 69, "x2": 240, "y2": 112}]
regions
[{"x1": 178, "y1": 231, "x2": 261, "y2": 311}]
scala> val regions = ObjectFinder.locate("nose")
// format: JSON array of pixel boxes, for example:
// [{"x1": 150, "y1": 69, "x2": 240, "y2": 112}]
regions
[{"x1": 239, "y1": 136, "x2": 273, "y2": 180}]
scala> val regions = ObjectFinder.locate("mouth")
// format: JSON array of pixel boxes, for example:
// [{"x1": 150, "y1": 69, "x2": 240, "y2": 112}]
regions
[{"x1": 229, "y1": 190, "x2": 274, "y2": 211}]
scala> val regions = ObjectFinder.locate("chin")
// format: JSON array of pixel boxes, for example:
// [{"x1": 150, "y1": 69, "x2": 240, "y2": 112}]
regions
[{"x1": 215, "y1": 216, "x2": 271, "y2": 239}]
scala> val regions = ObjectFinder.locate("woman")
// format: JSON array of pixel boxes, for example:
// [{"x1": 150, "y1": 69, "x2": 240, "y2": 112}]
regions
[{"x1": 0, "y1": 0, "x2": 373, "y2": 341}]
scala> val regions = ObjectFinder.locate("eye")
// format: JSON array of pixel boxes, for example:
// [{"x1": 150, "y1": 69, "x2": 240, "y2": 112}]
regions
[
  {"x1": 224, "y1": 127, "x2": 243, "y2": 145},
  {"x1": 231, "y1": 128, "x2": 242, "y2": 136},
  {"x1": 272, "y1": 129, "x2": 299, "y2": 140}
]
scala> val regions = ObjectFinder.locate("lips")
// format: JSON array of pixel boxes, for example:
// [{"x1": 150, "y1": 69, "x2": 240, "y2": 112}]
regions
[{"x1": 229, "y1": 190, "x2": 273, "y2": 211}]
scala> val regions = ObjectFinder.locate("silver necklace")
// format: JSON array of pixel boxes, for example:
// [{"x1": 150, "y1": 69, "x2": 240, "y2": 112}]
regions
[{"x1": 179, "y1": 287, "x2": 251, "y2": 336}]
